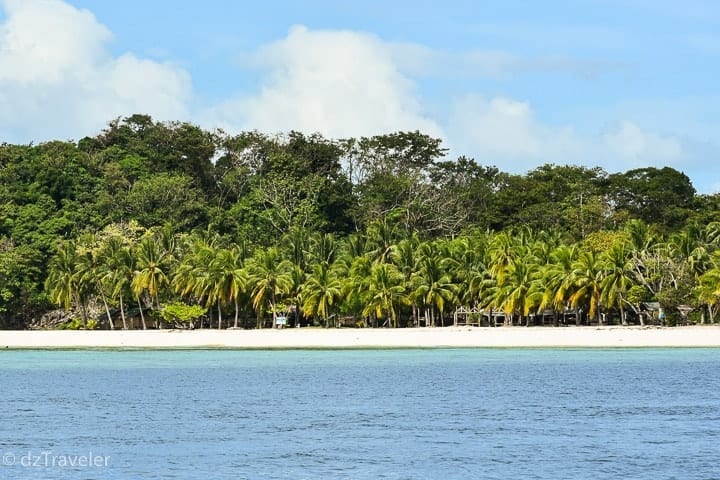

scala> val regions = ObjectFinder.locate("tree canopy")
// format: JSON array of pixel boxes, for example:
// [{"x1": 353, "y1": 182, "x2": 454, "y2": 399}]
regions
[{"x1": 1, "y1": 114, "x2": 719, "y2": 328}]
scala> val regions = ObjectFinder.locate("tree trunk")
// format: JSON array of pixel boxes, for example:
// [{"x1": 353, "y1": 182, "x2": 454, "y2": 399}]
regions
[
  {"x1": 155, "y1": 295, "x2": 162, "y2": 328},
  {"x1": 79, "y1": 298, "x2": 89, "y2": 329},
  {"x1": 138, "y1": 297, "x2": 147, "y2": 330},
  {"x1": 119, "y1": 294, "x2": 127, "y2": 330},
  {"x1": 217, "y1": 301, "x2": 222, "y2": 330},
  {"x1": 271, "y1": 292, "x2": 277, "y2": 328},
  {"x1": 234, "y1": 298, "x2": 239, "y2": 328},
  {"x1": 74, "y1": 293, "x2": 87, "y2": 327},
  {"x1": 100, "y1": 290, "x2": 114, "y2": 330}
]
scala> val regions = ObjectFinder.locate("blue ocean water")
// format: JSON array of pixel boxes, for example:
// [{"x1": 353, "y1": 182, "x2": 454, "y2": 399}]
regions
[{"x1": 1, "y1": 348, "x2": 719, "y2": 479}]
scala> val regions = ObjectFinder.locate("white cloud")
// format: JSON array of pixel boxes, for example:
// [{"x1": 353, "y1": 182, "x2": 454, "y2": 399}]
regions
[
  {"x1": 0, "y1": 4, "x2": 710, "y2": 192},
  {"x1": 447, "y1": 94, "x2": 584, "y2": 171},
  {"x1": 0, "y1": 0, "x2": 191, "y2": 142},
  {"x1": 448, "y1": 94, "x2": 686, "y2": 174},
  {"x1": 603, "y1": 121, "x2": 682, "y2": 163},
  {"x1": 203, "y1": 25, "x2": 443, "y2": 139}
]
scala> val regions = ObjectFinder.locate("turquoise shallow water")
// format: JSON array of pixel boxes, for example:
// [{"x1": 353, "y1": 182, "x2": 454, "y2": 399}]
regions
[{"x1": 1, "y1": 348, "x2": 719, "y2": 479}]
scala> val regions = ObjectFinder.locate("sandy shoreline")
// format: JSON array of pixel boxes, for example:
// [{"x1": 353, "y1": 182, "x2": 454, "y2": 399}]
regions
[{"x1": 3, "y1": 326, "x2": 720, "y2": 349}]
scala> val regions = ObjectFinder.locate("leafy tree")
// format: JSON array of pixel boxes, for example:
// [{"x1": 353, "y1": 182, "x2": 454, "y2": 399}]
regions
[{"x1": 608, "y1": 167, "x2": 695, "y2": 229}]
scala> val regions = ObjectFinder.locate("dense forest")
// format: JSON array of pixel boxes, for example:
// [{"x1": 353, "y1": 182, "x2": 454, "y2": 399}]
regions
[{"x1": 2, "y1": 114, "x2": 720, "y2": 329}]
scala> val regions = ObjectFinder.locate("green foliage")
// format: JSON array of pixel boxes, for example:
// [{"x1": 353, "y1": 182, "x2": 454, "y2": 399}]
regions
[
  {"x1": 58, "y1": 318, "x2": 98, "y2": 330},
  {"x1": 159, "y1": 302, "x2": 206, "y2": 324},
  {"x1": 2, "y1": 115, "x2": 720, "y2": 329}
]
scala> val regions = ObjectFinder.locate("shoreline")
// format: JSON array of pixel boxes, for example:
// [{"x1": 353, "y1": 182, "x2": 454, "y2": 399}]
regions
[{"x1": 3, "y1": 326, "x2": 720, "y2": 349}]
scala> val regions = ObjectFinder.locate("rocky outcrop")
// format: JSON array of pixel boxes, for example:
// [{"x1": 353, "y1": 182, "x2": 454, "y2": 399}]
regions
[{"x1": 27, "y1": 309, "x2": 74, "y2": 330}]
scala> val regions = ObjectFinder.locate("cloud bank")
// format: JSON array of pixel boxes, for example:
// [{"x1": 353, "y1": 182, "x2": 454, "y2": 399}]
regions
[
  {"x1": 204, "y1": 25, "x2": 443, "y2": 139},
  {"x1": 0, "y1": 1, "x2": 711, "y2": 190},
  {"x1": 0, "y1": 0, "x2": 190, "y2": 142}
]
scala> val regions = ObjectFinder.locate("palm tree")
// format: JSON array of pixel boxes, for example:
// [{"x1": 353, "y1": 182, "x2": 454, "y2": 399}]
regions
[
  {"x1": 226, "y1": 244, "x2": 249, "y2": 328},
  {"x1": 570, "y1": 251, "x2": 605, "y2": 324},
  {"x1": 104, "y1": 237, "x2": 134, "y2": 329},
  {"x1": 488, "y1": 231, "x2": 518, "y2": 286},
  {"x1": 343, "y1": 254, "x2": 374, "y2": 327},
  {"x1": 669, "y1": 225, "x2": 711, "y2": 277},
  {"x1": 302, "y1": 262, "x2": 343, "y2": 327},
  {"x1": 697, "y1": 255, "x2": 720, "y2": 323},
  {"x1": 286, "y1": 264, "x2": 306, "y2": 327},
  {"x1": 489, "y1": 251, "x2": 541, "y2": 326},
  {"x1": 282, "y1": 226, "x2": 310, "y2": 272},
  {"x1": 390, "y1": 236, "x2": 420, "y2": 325},
  {"x1": 198, "y1": 248, "x2": 235, "y2": 330},
  {"x1": 344, "y1": 232, "x2": 369, "y2": 259},
  {"x1": 308, "y1": 232, "x2": 340, "y2": 266},
  {"x1": 363, "y1": 263, "x2": 408, "y2": 328},
  {"x1": 77, "y1": 234, "x2": 115, "y2": 330},
  {"x1": 132, "y1": 236, "x2": 170, "y2": 327},
  {"x1": 247, "y1": 247, "x2": 293, "y2": 328},
  {"x1": 366, "y1": 216, "x2": 403, "y2": 264},
  {"x1": 412, "y1": 242, "x2": 456, "y2": 327},
  {"x1": 600, "y1": 241, "x2": 636, "y2": 325},
  {"x1": 46, "y1": 240, "x2": 91, "y2": 327},
  {"x1": 445, "y1": 235, "x2": 490, "y2": 310},
  {"x1": 538, "y1": 244, "x2": 579, "y2": 325}
]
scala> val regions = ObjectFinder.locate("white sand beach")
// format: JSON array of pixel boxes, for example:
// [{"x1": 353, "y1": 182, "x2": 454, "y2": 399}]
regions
[{"x1": 3, "y1": 326, "x2": 720, "y2": 349}]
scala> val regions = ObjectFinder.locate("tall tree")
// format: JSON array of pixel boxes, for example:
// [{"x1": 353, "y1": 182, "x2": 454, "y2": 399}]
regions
[{"x1": 247, "y1": 247, "x2": 293, "y2": 328}]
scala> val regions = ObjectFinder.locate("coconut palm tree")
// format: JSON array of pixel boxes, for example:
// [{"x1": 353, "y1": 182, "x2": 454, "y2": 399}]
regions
[
  {"x1": 697, "y1": 254, "x2": 720, "y2": 323},
  {"x1": 302, "y1": 262, "x2": 343, "y2": 327},
  {"x1": 308, "y1": 232, "x2": 340, "y2": 267},
  {"x1": 600, "y1": 241, "x2": 636, "y2": 325},
  {"x1": 489, "y1": 250, "x2": 542, "y2": 326},
  {"x1": 366, "y1": 216, "x2": 403, "y2": 264},
  {"x1": 132, "y1": 236, "x2": 171, "y2": 327},
  {"x1": 538, "y1": 244, "x2": 579, "y2": 325},
  {"x1": 363, "y1": 263, "x2": 408, "y2": 328},
  {"x1": 570, "y1": 251, "x2": 605, "y2": 324},
  {"x1": 103, "y1": 236, "x2": 134, "y2": 329},
  {"x1": 390, "y1": 236, "x2": 421, "y2": 325},
  {"x1": 226, "y1": 244, "x2": 249, "y2": 328},
  {"x1": 412, "y1": 242, "x2": 456, "y2": 327},
  {"x1": 343, "y1": 254, "x2": 374, "y2": 327},
  {"x1": 46, "y1": 240, "x2": 91, "y2": 327},
  {"x1": 247, "y1": 247, "x2": 293, "y2": 328},
  {"x1": 487, "y1": 230, "x2": 518, "y2": 286},
  {"x1": 197, "y1": 247, "x2": 245, "y2": 330},
  {"x1": 79, "y1": 235, "x2": 116, "y2": 330}
]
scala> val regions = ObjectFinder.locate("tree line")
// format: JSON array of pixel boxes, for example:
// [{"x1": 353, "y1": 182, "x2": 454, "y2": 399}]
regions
[{"x1": 1, "y1": 114, "x2": 719, "y2": 328}]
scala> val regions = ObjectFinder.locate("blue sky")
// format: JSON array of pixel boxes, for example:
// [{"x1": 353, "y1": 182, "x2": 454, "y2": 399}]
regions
[{"x1": 1, "y1": 0, "x2": 719, "y2": 192}]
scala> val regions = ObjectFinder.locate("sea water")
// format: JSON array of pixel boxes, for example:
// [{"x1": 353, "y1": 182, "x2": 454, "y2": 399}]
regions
[{"x1": 1, "y1": 348, "x2": 719, "y2": 479}]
